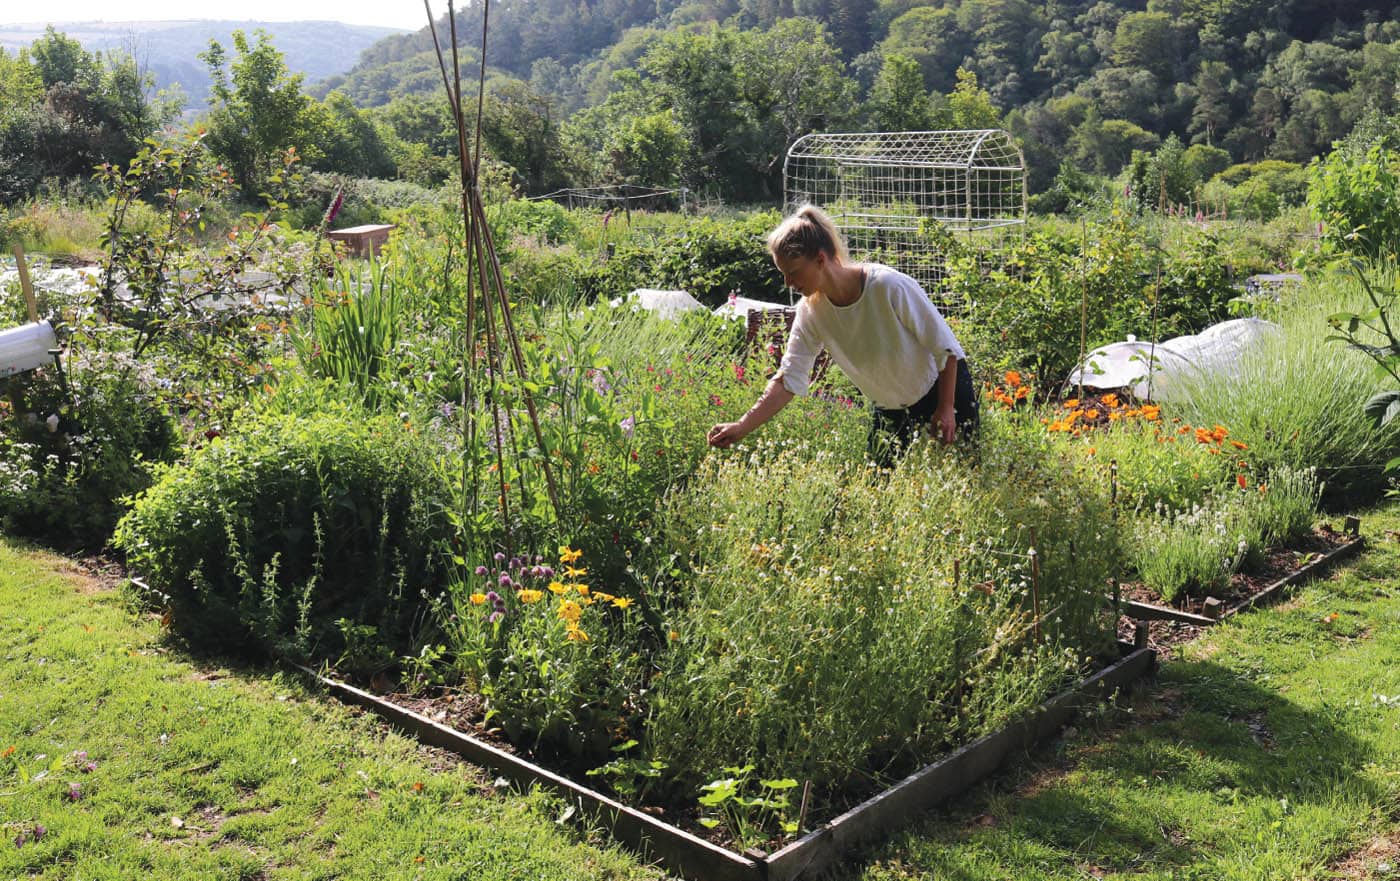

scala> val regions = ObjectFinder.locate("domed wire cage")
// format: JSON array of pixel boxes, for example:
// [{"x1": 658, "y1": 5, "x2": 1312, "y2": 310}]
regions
[{"x1": 784, "y1": 129, "x2": 1026, "y2": 311}]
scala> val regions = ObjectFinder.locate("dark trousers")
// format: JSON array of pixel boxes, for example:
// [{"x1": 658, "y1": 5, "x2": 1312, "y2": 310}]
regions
[{"x1": 868, "y1": 360, "x2": 978, "y2": 465}]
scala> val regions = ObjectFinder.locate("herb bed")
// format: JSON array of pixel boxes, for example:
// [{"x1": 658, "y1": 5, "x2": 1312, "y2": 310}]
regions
[{"x1": 295, "y1": 635, "x2": 1154, "y2": 881}]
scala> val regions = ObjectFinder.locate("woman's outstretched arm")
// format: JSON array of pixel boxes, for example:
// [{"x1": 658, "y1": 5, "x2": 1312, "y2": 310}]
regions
[{"x1": 707, "y1": 377, "x2": 795, "y2": 448}]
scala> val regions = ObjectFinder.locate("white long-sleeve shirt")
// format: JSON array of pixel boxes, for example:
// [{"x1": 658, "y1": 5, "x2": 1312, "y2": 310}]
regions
[{"x1": 777, "y1": 263, "x2": 965, "y2": 409}]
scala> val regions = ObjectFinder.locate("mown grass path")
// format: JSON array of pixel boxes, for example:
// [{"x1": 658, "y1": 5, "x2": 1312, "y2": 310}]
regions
[
  {"x1": 0, "y1": 538, "x2": 663, "y2": 881},
  {"x1": 4, "y1": 507, "x2": 1400, "y2": 880}
]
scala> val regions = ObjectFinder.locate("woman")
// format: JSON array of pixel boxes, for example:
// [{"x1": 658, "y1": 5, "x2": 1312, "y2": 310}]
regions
[{"x1": 707, "y1": 205, "x2": 977, "y2": 463}]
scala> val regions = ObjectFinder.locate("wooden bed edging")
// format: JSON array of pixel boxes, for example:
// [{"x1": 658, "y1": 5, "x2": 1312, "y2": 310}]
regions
[
  {"x1": 296, "y1": 640, "x2": 1154, "y2": 881},
  {"x1": 1119, "y1": 522, "x2": 1365, "y2": 628},
  {"x1": 293, "y1": 663, "x2": 764, "y2": 881}
]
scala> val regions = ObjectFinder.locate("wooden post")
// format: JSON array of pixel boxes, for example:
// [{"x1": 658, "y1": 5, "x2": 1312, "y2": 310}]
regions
[
  {"x1": 1028, "y1": 530, "x2": 1042, "y2": 643},
  {"x1": 1134, "y1": 620, "x2": 1148, "y2": 650},
  {"x1": 12, "y1": 243, "x2": 37, "y2": 323},
  {"x1": 1344, "y1": 515, "x2": 1361, "y2": 537},
  {"x1": 1202, "y1": 596, "x2": 1224, "y2": 620}
]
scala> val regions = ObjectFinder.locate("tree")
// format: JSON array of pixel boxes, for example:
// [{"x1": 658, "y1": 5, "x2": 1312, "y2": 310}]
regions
[
  {"x1": 1111, "y1": 12, "x2": 1178, "y2": 81},
  {"x1": 1188, "y1": 61, "x2": 1232, "y2": 147},
  {"x1": 481, "y1": 78, "x2": 572, "y2": 194},
  {"x1": 604, "y1": 108, "x2": 690, "y2": 186},
  {"x1": 200, "y1": 30, "x2": 318, "y2": 193},
  {"x1": 869, "y1": 53, "x2": 936, "y2": 131},
  {"x1": 880, "y1": 6, "x2": 970, "y2": 94},
  {"x1": 938, "y1": 68, "x2": 1002, "y2": 130}
]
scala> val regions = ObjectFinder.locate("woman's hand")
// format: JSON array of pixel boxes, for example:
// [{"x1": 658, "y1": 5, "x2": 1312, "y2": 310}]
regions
[
  {"x1": 931, "y1": 405, "x2": 957, "y2": 444},
  {"x1": 707, "y1": 422, "x2": 747, "y2": 448}
]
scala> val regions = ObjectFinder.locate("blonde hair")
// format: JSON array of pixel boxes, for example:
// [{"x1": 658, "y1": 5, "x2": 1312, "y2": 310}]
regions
[{"x1": 767, "y1": 204, "x2": 849, "y2": 264}]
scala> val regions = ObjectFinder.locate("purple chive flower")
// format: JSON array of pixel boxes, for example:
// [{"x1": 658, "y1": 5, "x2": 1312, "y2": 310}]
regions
[
  {"x1": 488, "y1": 610, "x2": 504, "y2": 624},
  {"x1": 474, "y1": 566, "x2": 488, "y2": 577},
  {"x1": 31, "y1": 825, "x2": 44, "y2": 843},
  {"x1": 497, "y1": 573, "x2": 513, "y2": 588},
  {"x1": 531, "y1": 565, "x2": 544, "y2": 578},
  {"x1": 541, "y1": 566, "x2": 555, "y2": 578},
  {"x1": 494, "y1": 552, "x2": 506, "y2": 563},
  {"x1": 485, "y1": 591, "x2": 500, "y2": 604},
  {"x1": 72, "y1": 751, "x2": 87, "y2": 761},
  {"x1": 67, "y1": 783, "x2": 82, "y2": 801},
  {"x1": 509, "y1": 557, "x2": 522, "y2": 570},
  {"x1": 620, "y1": 416, "x2": 635, "y2": 439},
  {"x1": 83, "y1": 762, "x2": 97, "y2": 773},
  {"x1": 534, "y1": 555, "x2": 543, "y2": 564}
]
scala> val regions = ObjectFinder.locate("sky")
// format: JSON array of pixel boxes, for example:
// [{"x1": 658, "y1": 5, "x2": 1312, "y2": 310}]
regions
[{"x1": 0, "y1": 2, "x2": 426, "y2": 31}]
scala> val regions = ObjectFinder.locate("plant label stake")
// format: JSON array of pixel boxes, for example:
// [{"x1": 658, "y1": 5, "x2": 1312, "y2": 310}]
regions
[{"x1": 1028, "y1": 529, "x2": 1042, "y2": 643}]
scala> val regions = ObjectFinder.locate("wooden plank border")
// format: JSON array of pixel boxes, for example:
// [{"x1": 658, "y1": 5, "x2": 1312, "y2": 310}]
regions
[
  {"x1": 1119, "y1": 525, "x2": 1365, "y2": 628},
  {"x1": 295, "y1": 641, "x2": 1154, "y2": 881},
  {"x1": 294, "y1": 663, "x2": 764, "y2": 881}
]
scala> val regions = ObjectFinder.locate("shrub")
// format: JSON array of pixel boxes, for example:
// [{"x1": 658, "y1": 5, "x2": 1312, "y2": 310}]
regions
[
  {"x1": 0, "y1": 354, "x2": 178, "y2": 549},
  {"x1": 113, "y1": 406, "x2": 455, "y2": 666}
]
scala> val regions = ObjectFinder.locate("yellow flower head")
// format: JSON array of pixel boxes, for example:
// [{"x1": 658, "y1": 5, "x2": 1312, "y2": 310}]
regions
[
  {"x1": 547, "y1": 581, "x2": 568, "y2": 595},
  {"x1": 516, "y1": 589, "x2": 544, "y2": 604},
  {"x1": 611, "y1": 597, "x2": 633, "y2": 610},
  {"x1": 559, "y1": 546, "x2": 583, "y2": 564},
  {"x1": 563, "y1": 565, "x2": 588, "y2": 579},
  {"x1": 566, "y1": 627, "x2": 590, "y2": 642},
  {"x1": 469, "y1": 593, "x2": 487, "y2": 606},
  {"x1": 557, "y1": 600, "x2": 583, "y2": 622},
  {"x1": 575, "y1": 584, "x2": 590, "y2": 597}
]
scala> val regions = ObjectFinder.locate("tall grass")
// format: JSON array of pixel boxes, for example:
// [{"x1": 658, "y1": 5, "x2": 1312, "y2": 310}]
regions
[{"x1": 1169, "y1": 272, "x2": 1400, "y2": 498}]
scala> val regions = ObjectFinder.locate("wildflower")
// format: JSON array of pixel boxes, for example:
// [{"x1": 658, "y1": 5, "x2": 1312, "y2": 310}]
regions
[
  {"x1": 575, "y1": 584, "x2": 590, "y2": 597},
  {"x1": 66, "y1": 783, "x2": 82, "y2": 801},
  {"x1": 485, "y1": 591, "x2": 501, "y2": 606},
  {"x1": 620, "y1": 416, "x2": 635, "y2": 439},
  {"x1": 1015, "y1": 386, "x2": 1029, "y2": 401},
  {"x1": 469, "y1": 593, "x2": 487, "y2": 605},
  {"x1": 558, "y1": 600, "x2": 583, "y2": 622},
  {"x1": 548, "y1": 581, "x2": 568, "y2": 595},
  {"x1": 710, "y1": 394, "x2": 723, "y2": 407},
  {"x1": 1102, "y1": 393, "x2": 1119, "y2": 408},
  {"x1": 516, "y1": 589, "x2": 544, "y2": 604},
  {"x1": 1086, "y1": 447, "x2": 1096, "y2": 456},
  {"x1": 1211, "y1": 425, "x2": 1229, "y2": 442},
  {"x1": 1064, "y1": 398, "x2": 1079, "y2": 409},
  {"x1": 1004, "y1": 370, "x2": 1022, "y2": 388},
  {"x1": 566, "y1": 627, "x2": 590, "y2": 642},
  {"x1": 593, "y1": 591, "x2": 615, "y2": 603},
  {"x1": 559, "y1": 546, "x2": 583, "y2": 564},
  {"x1": 734, "y1": 364, "x2": 746, "y2": 383},
  {"x1": 563, "y1": 565, "x2": 587, "y2": 578},
  {"x1": 1142, "y1": 405, "x2": 1161, "y2": 421},
  {"x1": 1230, "y1": 440, "x2": 1249, "y2": 450},
  {"x1": 1195, "y1": 428, "x2": 1214, "y2": 444},
  {"x1": 611, "y1": 597, "x2": 633, "y2": 610},
  {"x1": 1237, "y1": 474, "x2": 1248, "y2": 489},
  {"x1": 494, "y1": 552, "x2": 506, "y2": 563},
  {"x1": 488, "y1": 611, "x2": 504, "y2": 624},
  {"x1": 498, "y1": 573, "x2": 513, "y2": 588},
  {"x1": 474, "y1": 566, "x2": 488, "y2": 577},
  {"x1": 1084, "y1": 409, "x2": 1100, "y2": 420}
]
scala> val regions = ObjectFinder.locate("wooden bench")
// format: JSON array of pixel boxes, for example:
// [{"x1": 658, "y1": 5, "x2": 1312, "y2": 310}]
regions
[{"x1": 327, "y1": 224, "x2": 395, "y2": 258}]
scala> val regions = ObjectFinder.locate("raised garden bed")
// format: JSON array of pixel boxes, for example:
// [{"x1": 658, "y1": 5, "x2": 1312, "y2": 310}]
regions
[
  {"x1": 294, "y1": 634, "x2": 1155, "y2": 881},
  {"x1": 1118, "y1": 517, "x2": 1363, "y2": 629}
]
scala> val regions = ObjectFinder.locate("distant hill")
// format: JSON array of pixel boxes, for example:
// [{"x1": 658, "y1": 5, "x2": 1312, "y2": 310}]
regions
[{"x1": 0, "y1": 20, "x2": 409, "y2": 108}]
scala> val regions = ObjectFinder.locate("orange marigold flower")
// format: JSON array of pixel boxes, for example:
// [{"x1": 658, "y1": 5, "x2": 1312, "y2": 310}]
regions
[
  {"x1": 1237, "y1": 474, "x2": 1248, "y2": 489},
  {"x1": 1230, "y1": 440, "x2": 1249, "y2": 450},
  {"x1": 1102, "y1": 393, "x2": 1120, "y2": 408},
  {"x1": 1178, "y1": 425, "x2": 1191, "y2": 434},
  {"x1": 1064, "y1": 398, "x2": 1080, "y2": 409},
  {"x1": 1108, "y1": 411, "x2": 1122, "y2": 422},
  {"x1": 1084, "y1": 409, "x2": 1100, "y2": 420},
  {"x1": 1211, "y1": 425, "x2": 1229, "y2": 441},
  {"x1": 1195, "y1": 428, "x2": 1214, "y2": 444},
  {"x1": 1005, "y1": 370, "x2": 1022, "y2": 388},
  {"x1": 1086, "y1": 447, "x2": 1097, "y2": 455},
  {"x1": 1015, "y1": 386, "x2": 1030, "y2": 400},
  {"x1": 1142, "y1": 406, "x2": 1161, "y2": 421}
]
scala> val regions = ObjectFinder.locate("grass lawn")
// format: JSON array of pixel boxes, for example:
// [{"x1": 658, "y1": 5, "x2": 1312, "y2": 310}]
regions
[
  {"x1": 0, "y1": 539, "x2": 664, "y2": 881},
  {"x1": 3, "y1": 505, "x2": 1400, "y2": 880}
]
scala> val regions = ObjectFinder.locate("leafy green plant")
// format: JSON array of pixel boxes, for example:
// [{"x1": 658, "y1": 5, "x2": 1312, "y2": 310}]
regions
[
  {"x1": 696, "y1": 765, "x2": 800, "y2": 846},
  {"x1": 1326, "y1": 267, "x2": 1400, "y2": 468},
  {"x1": 113, "y1": 405, "x2": 454, "y2": 660}
]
